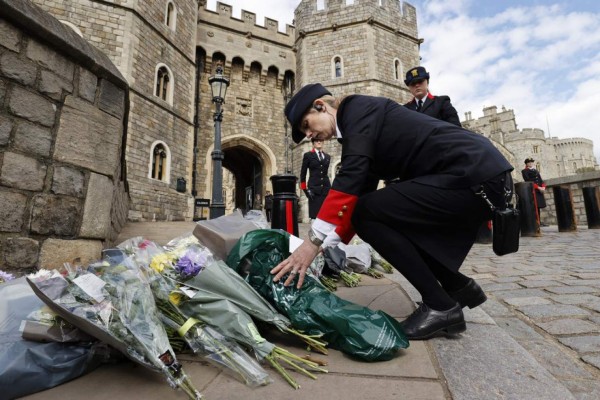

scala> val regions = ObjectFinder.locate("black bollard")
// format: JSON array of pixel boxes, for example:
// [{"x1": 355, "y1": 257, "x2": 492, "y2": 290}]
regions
[
  {"x1": 553, "y1": 185, "x2": 577, "y2": 232},
  {"x1": 515, "y1": 182, "x2": 541, "y2": 237},
  {"x1": 270, "y1": 174, "x2": 299, "y2": 236},
  {"x1": 582, "y1": 186, "x2": 600, "y2": 229},
  {"x1": 475, "y1": 220, "x2": 493, "y2": 243}
]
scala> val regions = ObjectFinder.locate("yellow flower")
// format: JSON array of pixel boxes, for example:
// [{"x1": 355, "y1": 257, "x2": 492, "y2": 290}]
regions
[
  {"x1": 169, "y1": 291, "x2": 183, "y2": 306},
  {"x1": 150, "y1": 253, "x2": 173, "y2": 273}
]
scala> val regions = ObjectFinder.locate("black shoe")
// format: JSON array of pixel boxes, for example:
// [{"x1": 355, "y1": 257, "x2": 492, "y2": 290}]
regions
[
  {"x1": 400, "y1": 302, "x2": 465, "y2": 340},
  {"x1": 448, "y1": 278, "x2": 487, "y2": 309}
]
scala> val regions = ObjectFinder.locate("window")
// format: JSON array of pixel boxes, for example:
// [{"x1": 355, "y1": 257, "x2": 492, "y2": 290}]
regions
[
  {"x1": 573, "y1": 162, "x2": 577, "y2": 170},
  {"x1": 150, "y1": 143, "x2": 170, "y2": 182},
  {"x1": 154, "y1": 64, "x2": 174, "y2": 104},
  {"x1": 317, "y1": 0, "x2": 325, "y2": 11},
  {"x1": 533, "y1": 145, "x2": 539, "y2": 153},
  {"x1": 394, "y1": 59, "x2": 402, "y2": 80},
  {"x1": 165, "y1": 1, "x2": 177, "y2": 30},
  {"x1": 346, "y1": 0, "x2": 355, "y2": 5},
  {"x1": 332, "y1": 56, "x2": 343, "y2": 78}
]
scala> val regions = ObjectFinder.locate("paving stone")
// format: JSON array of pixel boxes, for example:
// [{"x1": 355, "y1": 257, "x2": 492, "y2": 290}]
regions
[
  {"x1": 562, "y1": 379, "x2": 600, "y2": 400},
  {"x1": 559, "y1": 336, "x2": 600, "y2": 353},
  {"x1": 480, "y1": 298, "x2": 513, "y2": 317},
  {"x1": 519, "y1": 280, "x2": 563, "y2": 288},
  {"x1": 519, "y1": 339, "x2": 595, "y2": 379},
  {"x1": 546, "y1": 286, "x2": 599, "y2": 295},
  {"x1": 581, "y1": 354, "x2": 600, "y2": 371},
  {"x1": 481, "y1": 282, "x2": 522, "y2": 291},
  {"x1": 551, "y1": 294, "x2": 600, "y2": 305},
  {"x1": 583, "y1": 302, "x2": 600, "y2": 313},
  {"x1": 463, "y1": 306, "x2": 495, "y2": 325},
  {"x1": 504, "y1": 296, "x2": 552, "y2": 307},
  {"x1": 492, "y1": 288, "x2": 548, "y2": 299},
  {"x1": 535, "y1": 319, "x2": 600, "y2": 335},
  {"x1": 493, "y1": 276, "x2": 523, "y2": 283},
  {"x1": 517, "y1": 304, "x2": 590, "y2": 320},
  {"x1": 494, "y1": 317, "x2": 545, "y2": 341},
  {"x1": 431, "y1": 324, "x2": 575, "y2": 400}
]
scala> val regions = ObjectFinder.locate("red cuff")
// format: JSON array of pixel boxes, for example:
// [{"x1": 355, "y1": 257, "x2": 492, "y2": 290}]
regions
[
  {"x1": 317, "y1": 189, "x2": 358, "y2": 243},
  {"x1": 300, "y1": 182, "x2": 307, "y2": 190}
]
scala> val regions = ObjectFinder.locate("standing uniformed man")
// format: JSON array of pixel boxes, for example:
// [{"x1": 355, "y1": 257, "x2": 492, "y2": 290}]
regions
[
  {"x1": 300, "y1": 138, "x2": 331, "y2": 219},
  {"x1": 272, "y1": 83, "x2": 514, "y2": 341},
  {"x1": 403, "y1": 66, "x2": 461, "y2": 127},
  {"x1": 521, "y1": 158, "x2": 547, "y2": 225}
]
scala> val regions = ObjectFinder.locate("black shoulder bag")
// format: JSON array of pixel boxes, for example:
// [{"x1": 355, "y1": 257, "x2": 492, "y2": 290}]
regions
[{"x1": 477, "y1": 186, "x2": 521, "y2": 256}]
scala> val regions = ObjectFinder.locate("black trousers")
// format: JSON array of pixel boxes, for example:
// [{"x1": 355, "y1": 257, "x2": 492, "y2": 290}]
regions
[{"x1": 352, "y1": 175, "x2": 508, "y2": 310}]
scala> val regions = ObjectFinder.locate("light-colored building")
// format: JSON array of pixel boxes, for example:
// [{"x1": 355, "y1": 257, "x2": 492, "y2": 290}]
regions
[{"x1": 462, "y1": 106, "x2": 598, "y2": 180}]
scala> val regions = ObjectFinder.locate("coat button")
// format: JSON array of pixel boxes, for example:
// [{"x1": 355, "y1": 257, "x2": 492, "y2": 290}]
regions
[
  {"x1": 338, "y1": 211, "x2": 344, "y2": 217},
  {"x1": 342, "y1": 205, "x2": 348, "y2": 211}
]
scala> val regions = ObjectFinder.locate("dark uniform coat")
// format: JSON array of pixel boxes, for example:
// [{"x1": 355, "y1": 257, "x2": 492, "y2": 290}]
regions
[
  {"x1": 317, "y1": 95, "x2": 513, "y2": 271},
  {"x1": 404, "y1": 92, "x2": 462, "y2": 127},
  {"x1": 521, "y1": 167, "x2": 547, "y2": 208},
  {"x1": 300, "y1": 149, "x2": 331, "y2": 218}
]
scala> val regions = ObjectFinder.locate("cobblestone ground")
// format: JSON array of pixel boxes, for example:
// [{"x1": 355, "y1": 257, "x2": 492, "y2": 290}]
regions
[{"x1": 463, "y1": 226, "x2": 600, "y2": 399}]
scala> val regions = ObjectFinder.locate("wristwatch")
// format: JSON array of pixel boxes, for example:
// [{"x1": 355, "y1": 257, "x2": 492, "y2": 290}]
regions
[{"x1": 307, "y1": 229, "x2": 324, "y2": 247}]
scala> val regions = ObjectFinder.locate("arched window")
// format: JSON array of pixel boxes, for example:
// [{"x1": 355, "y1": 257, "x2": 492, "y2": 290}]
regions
[
  {"x1": 332, "y1": 56, "x2": 343, "y2": 78},
  {"x1": 393, "y1": 58, "x2": 402, "y2": 80},
  {"x1": 149, "y1": 142, "x2": 171, "y2": 183},
  {"x1": 154, "y1": 64, "x2": 174, "y2": 104},
  {"x1": 165, "y1": 1, "x2": 177, "y2": 30},
  {"x1": 573, "y1": 162, "x2": 577, "y2": 171}
]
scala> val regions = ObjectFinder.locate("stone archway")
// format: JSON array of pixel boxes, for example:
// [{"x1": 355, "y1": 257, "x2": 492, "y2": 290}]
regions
[{"x1": 203, "y1": 135, "x2": 277, "y2": 214}]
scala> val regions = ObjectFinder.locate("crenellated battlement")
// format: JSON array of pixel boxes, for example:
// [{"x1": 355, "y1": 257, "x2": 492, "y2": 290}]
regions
[
  {"x1": 201, "y1": 1, "x2": 295, "y2": 42},
  {"x1": 294, "y1": 0, "x2": 418, "y2": 40}
]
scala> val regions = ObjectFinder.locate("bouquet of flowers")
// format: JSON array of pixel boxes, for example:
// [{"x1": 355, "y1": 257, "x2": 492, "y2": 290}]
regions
[
  {"x1": 227, "y1": 229, "x2": 410, "y2": 362},
  {"x1": 123, "y1": 235, "x2": 328, "y2": 389},
  {"x1": 139, "y1": 250, "x2": 272, "y2": 388},
  {"x1": 27, "y1": 261, "x2": 202, "y2": 400}
]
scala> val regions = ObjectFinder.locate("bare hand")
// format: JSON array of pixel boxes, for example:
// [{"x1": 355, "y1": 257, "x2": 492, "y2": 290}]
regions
[
  {"x1": 270, "y1": 240, "x2": 320, "y2": 289},
  {"x1": 538, "y1": 186, "x2": 546, "y2": 191}
]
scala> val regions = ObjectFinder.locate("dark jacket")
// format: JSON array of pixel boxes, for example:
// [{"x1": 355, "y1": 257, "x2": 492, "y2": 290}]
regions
[
  {"x1": 300, "y1": 149, "x2": 331, "y2": 218},
  {"x1": 521, "y1": 168, "x2": 547, "y2": 208},
  {"x1": 404, "y1": 93, "x2": 461, "y2": 127},
  {"x1": 317, "y1": 95, "x2": 513, "y2": 267}
]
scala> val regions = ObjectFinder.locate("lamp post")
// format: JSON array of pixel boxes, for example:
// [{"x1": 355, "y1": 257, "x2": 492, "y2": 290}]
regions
[{"x1": 208, "y1": 63, "x2": 230, "y2": 219}]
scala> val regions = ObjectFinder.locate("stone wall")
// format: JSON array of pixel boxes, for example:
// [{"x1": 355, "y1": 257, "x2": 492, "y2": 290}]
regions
[
  {"x1": 541, "y1": 171, "x2": 600, "y2": 228},
  {"x1": 0, "y1": 0, "x2": 129, "y2": 276}
]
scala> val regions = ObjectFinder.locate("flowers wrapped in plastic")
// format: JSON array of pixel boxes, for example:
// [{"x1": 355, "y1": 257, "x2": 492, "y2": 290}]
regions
[
  {"x1": 26, "y1": 262, "x2": 202, "y2": 400},
  {"x1": 126, "y1": 235, "x2": 328, "y2": 389},
  {"x1": 141, "y1": 249, "x2": 272, "y2": 388},
  {"x1": 227, "y1": 229, "x2": 410, "y2": 362}
]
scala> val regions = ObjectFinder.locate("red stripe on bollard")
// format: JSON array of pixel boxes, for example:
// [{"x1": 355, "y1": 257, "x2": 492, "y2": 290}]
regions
[{"x1": 285, "y1": 200, "x2": 293, "y2": 234}]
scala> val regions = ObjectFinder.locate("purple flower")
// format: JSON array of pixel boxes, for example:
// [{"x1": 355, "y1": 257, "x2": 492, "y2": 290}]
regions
[
  {"x1": 0, "y1": 270, "x2": 15, "y2": 282},
  {"x1": 174, "y1": 255, "x2": 202, "y2": 279}
]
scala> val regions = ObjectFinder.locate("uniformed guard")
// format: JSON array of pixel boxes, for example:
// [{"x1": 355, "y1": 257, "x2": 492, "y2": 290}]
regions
[
  {"x1": 300, "y1": 138, "x2": 331, "y2": 219},
  {"x1": 271, "y1": 83, "x2": 514, "y2": 341},
  {"x1": 521, "y1": 158, "x2": 547, "y2": 225},
  {"x1": 403, "y1": 66, "x2": 461, "y2": 127}
]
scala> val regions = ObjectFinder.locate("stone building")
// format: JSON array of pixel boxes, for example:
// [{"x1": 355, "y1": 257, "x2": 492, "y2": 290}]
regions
[{"x1": 462, "y1": 106, "x2": 598, "y2": 180}]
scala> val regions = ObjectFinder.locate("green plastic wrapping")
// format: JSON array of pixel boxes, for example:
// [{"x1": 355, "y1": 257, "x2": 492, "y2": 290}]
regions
[{"x1": 226, "y1": 229, "x2": 410, "y2": 362}]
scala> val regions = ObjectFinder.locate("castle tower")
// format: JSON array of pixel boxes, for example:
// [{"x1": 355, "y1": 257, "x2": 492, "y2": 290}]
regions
[{"x1": 294, "y1": 0, "x2": 420, "y2": 102}]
